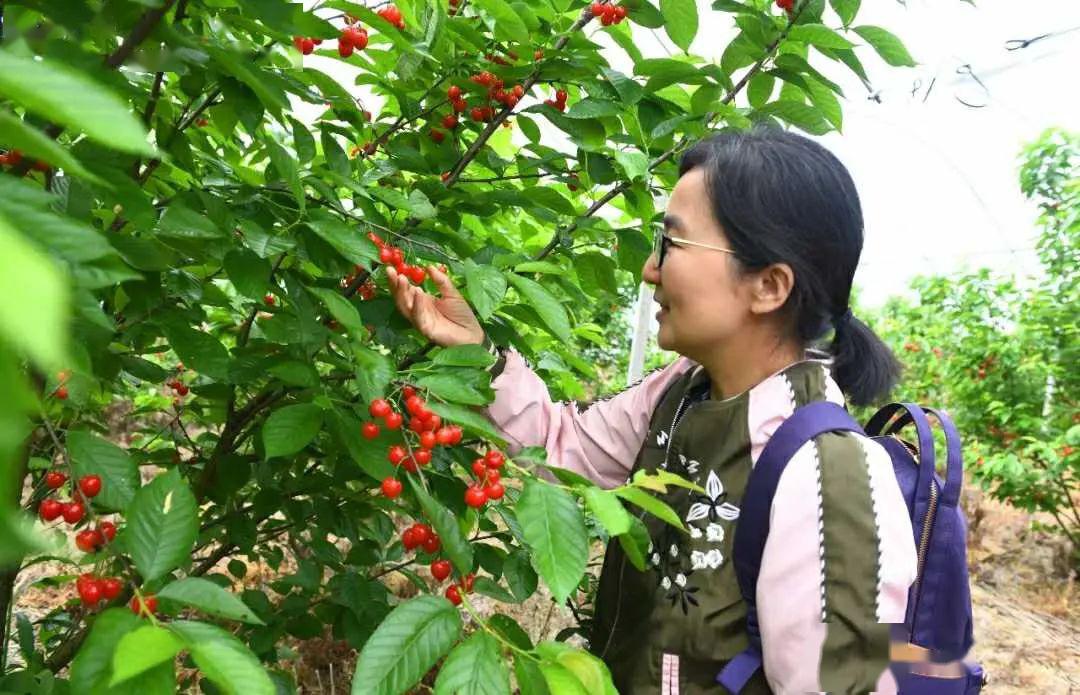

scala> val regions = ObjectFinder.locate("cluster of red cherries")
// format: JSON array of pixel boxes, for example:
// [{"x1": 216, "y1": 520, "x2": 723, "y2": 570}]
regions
[
  {"x1": 0, "y1": 149, "x2": 51, "y2": 173},
  {"x1": 591, "y1": 2, "x2": 628, "y2": 25},
  {"x1": 543, "y1": 89, "x2": 569, "y2": 112}
]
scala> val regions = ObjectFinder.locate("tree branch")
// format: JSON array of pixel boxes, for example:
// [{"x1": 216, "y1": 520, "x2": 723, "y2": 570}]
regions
[{"x1": 105, "y1": 0, "x2": 178, "y2": 69}]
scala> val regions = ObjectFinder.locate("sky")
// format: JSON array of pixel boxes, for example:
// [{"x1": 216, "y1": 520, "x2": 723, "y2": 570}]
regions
[{"x1": 299, "y1": 1, "x2": 1080, "y2": 321}]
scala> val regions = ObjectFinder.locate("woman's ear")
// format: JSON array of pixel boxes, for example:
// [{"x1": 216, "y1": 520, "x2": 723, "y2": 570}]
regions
[{"x1": 748, "y1": 262, "x2": 794, "y2": 315}]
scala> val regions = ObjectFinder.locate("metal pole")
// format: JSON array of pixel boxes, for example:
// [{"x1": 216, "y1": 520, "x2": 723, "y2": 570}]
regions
[{"x1": 626, "y1": 281, "x2": 654, "y2": 385}]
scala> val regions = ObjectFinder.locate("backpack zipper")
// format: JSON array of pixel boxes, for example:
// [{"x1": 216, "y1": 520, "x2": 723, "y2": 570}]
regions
[{"x1": 908, "y1": 476, "x2": 939, "y2": 639}]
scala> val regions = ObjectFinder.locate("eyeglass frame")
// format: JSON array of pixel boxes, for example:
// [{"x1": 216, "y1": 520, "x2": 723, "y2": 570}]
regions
[{"x1": 652, "y1": 231, "x2": 737, "y2": 269}]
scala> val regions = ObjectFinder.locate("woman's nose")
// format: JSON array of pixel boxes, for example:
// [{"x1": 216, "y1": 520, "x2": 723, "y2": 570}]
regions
[{"x1": 642, "y1": 251, "x2": 660, "y2": 287}]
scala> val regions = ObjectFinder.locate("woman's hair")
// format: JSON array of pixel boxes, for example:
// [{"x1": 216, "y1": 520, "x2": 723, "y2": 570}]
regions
[{"x1": 678, "y1": 127, "x2": 899, "y2": 406}]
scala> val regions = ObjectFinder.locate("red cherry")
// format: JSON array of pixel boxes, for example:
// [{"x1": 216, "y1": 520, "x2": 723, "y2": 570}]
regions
[
  {"x1": 410, "y1": 523, "x2": 431, "y2": 546},
  {"x1": 98, "y1": 520, "x2": 117, "y2": 542},
  {"x1": 379, "y1": 246, "x2": 395, "y2": 264},
  {"x1": 337, "y1": 38, "x2": 354, "y2": 57},
  {"x1": 79, "y1": 581, "x2": 102, "y2": 606},
  {"x1": 414, "y1": 450, "x2": 432, "y2": 466},
  {"x1": 470, "y1": 107, "x2": 485, "y2": 122},
  {"x1": 485, "y1": 451, "x2": 505, "y2": 469},
  {"x1": 130, "y1": 594, "x2": 158, "y2": 616},
  {"x1": 449, "y1": 426, "x2": 463, "y2": 444},
  {"x1": 405, "y1": 395, "x2": 424, "y2": 416},
  {"x1": 175, "y1": 383, "x2": 189, "y2": 396},
  {"x1": 101, "y1": 578, "x2": 123, "y2": 600},
  {"x1": 401, "y1": 456, "x2": 418, "y2": 473},
  {"x1": 430, "y1": 129, "x2": 445, "y2": 143},
  {"x1": 381, "y1": 477, "x2": 403, "y2": 498},
  {"x1": 464, "y1": 485, "x2": 487, "y2": 508},
  {"x1": 402, "y1": 527, "x2": 419, "y2": 549},
  {"x1": 409, "y1": 415, "x2": 426, "y2": 434},
  {"x1": 447, "y1": 85, "x2": 462, "y2": 100},
  {"x1": 452, "y1": 98, "x2": 466, "y2": 113},
  {"x1": 384, "y1": 412, "x2": 404, "y2": 430},
  {"x1": 75, "y1": 529, "x2": 103, "y2": 553},
  {"x1": 389, "y1": 247, "x2": 405, "y2": 265},
  {"x1": 362, "y1": 422, "x2": 380, "y2": 440},
  {"x1": 431, "y1": 559, "x2": 452, "y2": 581},
  {"x1": 614, "y1": 5, "x2": 627, "y2": 19},
  {"x1": 263, "y1": 294, "x2": 276, "y2": 306},
  {"x1": 293, "y1": 36, "x2": 305, "y2": 50},
  {"x1": 370, "y1": 399, "x2": 392, "y2": 418},
  {"x1": 395, "y1": 261, "x2": 410, "y2": 277},
  {"x1": 591, "y1": 2, "x2": 606, "y2": 16},
  {"x1": 422, "y1": 534, "x2": 441, "y2": 553},
  {"x1": 442, "y1": 114, "x2": 458, "y2": 130},
  {"x1": 39, "y1": 499, "x2": 63, "y2": 522},
  {"x1": 388, "y1": 445, "x2": 408, "y2": 465},
  {"x1": 56, "y1": 386, "x2": 69, "y2": 400},
  {"x1": 460, "y1": 573, "x2": 476, "y2": 592},
  {"x1": 485, "y1": 482, "x2": 505, "y2": 501},
  {"x1": 45, "y1": 471, "x2": 67, "y2": 489},
  {"x1": 63, "y1": 501, "x2": 85, "y2": 524},
  {"x1": 424, "y1": 414, "x2": 441, "y2": 432},
  {"x1": 301, "y1": 38, "x2": 315, "y2": 55},
  {"x1": 435, "y1": 427, "x2": 455, "y2": 446},
  {"x1": 486, "y1": 469, "x2": 501, "y2": 485},
  {"x1": 407, "y1": 266, "x2": 427, "y2": 284},
  {"x1": 403, "y1": 385, "x2": 417, "y2": 399},
  {"x1": 534, "y1": 49, "x2": 544, "y2": 60},
  {"x1": 473, "y1": 460, "x2": 488, "y2": 477},
  {"x1": 555, "y1": 89, "x2": 567, "y2": 104},
  {"x1": 78, "y1": 475, "x2": 102, "y2": 498},
  {"x1": 445, "y1": 584, "x2": 462, "y2": 605}
]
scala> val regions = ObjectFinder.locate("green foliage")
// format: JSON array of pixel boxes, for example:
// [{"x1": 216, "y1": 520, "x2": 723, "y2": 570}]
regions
[{"x1": 0, "y1": 0, "x2": 915, "y2": 690}]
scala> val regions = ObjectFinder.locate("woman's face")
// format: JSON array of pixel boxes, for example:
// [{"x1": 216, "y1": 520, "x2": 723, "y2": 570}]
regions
[{"x1": 641, "y1": 168, "x2": 755, "y2": 359}]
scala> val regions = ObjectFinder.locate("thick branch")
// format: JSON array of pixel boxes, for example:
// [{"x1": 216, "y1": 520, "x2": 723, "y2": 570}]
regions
[{"x1": 105, "y1": 0, "x2": 177, "y2": 68}]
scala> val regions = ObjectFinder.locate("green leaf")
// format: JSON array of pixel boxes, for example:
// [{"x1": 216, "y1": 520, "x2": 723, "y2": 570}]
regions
[
  {"x1": 125, "y1": 469, "x2": 198, "y2": 582},
  {"x1": 0, "y1": 109, "x2": 102, "y2": 183},
  {"x1": 433, "y1": 344, "x2": 496, "y2": 369},
  {"x1": 503, "y1": 551, "x2": 539, "y2": 602},
  {"x1": 601, "y1": 68, "x2": 644, "y2": 105},
  {"x1": 309, "y1": 286, "x2": 365, "y2": 339},
  {"x1": 0, "y1": 49, "x2": 154, "y2": 156},
  {"x1": 224, "y1": 249, "x2": 271, "y2": 300},
  {"x1": 613, "y1": 151, "x2": 649, "y2": 182},
  {"x1": 853, "y1": 25, "x2": 917, "y2": 67},
  {"x1": 424, "y1": 401, "x2": 507, "y2": 449},
  {"x1": 788, "y1": 23, "x2": 855, "y2": 50},
  {"x1": 265, "y1": 139, "x2": 304, "y2": 213},
  {"x1": 307, "y1": 212, "x2": 379, "y2": 268},
  {"x1": 434, "y1": 632, "x2": 510, "y2": 695},
  {"x1": 262, "y1": 403, "x2": 324, "y2": 458},
  {"x1": 617, "y1": 516, "x2": 651, "y2": 571},
  {"x1": 351, "y1": 596, "x2": 463, "y2": 695},
  {"x1": 169, "y1": 620, "x2": 275, "y2": 695},
  {"x1": 830, "y1": 0, "x2": 860, "y2": 26},
  {"x1": 415, "y1": 373, "x2": 489, "y2": 406},
  {"x1": 110, "y1": 625, "x2": 184, "y2": 687},
  {"x1": 613, "y1": 486, "x2": 685, "y2": 531},
  {"x1": 161, "y1": 319, "x2": 231, "y2": 381},
  {"x1": 535, "y1": 643, "x2": 617, "y2": 695},
  {"x1": 563, "y1": 98, "x2": 622, "y2": 120},
  {"x1": 157, "y1": 578, "x2": 264, "y2": 624},
  {"x1": 516, "y1": 479, "x2": 588, "y2": 604},
  {"x1": 291, "y1": 117, "x2": 316, "y2": 163},
  {"x1": 464, "y1": 260, "x2": 506, "y2": 321},
  {"x1": 747, "y1": 73, "x2": 775, "y2": 108},
  {"x1": 803, "y1": 77, "x2": 843, "y2": 131},
  {"x1": 67, "y1": 431, "x2": 139, "y2": 512},
  {"x1": 581, "y1": 488, "x2": 631, "y2": 536},
  {"x1": 505, "y1": 274, "x2": 571, "y2": 343},
  {"x1": 354, "y1": 345, "x2": 394, "y2": 404},
  {"x1": 0, "y1": 213, "x2": 67, "y2": 370},
  {"x1": 408, "y1": 190, "x2": 437, "y2": 219},
  {"x1": 632, "y1": 469, "x2": 704, "y2": 494},
  {"x1": 70, "y1": 609, "x2": 140, "y2": 693},
  {"x1": 757, "y1": 100, "x2": 831, "y2": 135},
  {"x1": 660, "y1": 0, "x2": 699, "y2": 51},
  {"x1": 473, "y1": 0, "x2": 528, "y2": 42},
  {"x1": 537, "y1": 661, "x2": 588, "y2": 695},
  {"x1": 410, "y1": 480, "x2": 475, "y2": 576}
]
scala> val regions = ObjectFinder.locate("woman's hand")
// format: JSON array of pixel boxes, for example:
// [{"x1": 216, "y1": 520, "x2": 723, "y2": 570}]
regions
[{"x1": 386, "y1": 264, "x2": 486, "y2": 347}]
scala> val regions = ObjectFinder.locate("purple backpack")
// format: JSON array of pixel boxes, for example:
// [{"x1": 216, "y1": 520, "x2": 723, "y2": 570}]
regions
[{"x1": 717, "y1": 401, "x2": 987, "y2": 694}]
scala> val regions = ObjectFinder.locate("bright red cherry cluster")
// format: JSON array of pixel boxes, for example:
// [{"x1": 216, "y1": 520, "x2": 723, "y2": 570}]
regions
[
  {"x1": 76, "y1": 573, "x2": 124, "y2": 607},
  {"x1": 338, "y1": 25, "x2": 369, "y2": 57},
  {"x1": 592, "y1": 2, "x2": 628, "y2": 25},
  {"x1": 544, "y1": 89, "x2": 569, "y2": 112},
  {"x1": 0, "y1": 149, "x2": 51, "y2": 172},
  {"x1": 376, "y1": 4, "x2": 405, "y2": 30},
  {"x1": 464, "y1": 450, "x2": 506, "y2": 508},
  {"x1": 369, "y1": 232, "x2": 429, "y2": 285},
  {"x1": 291, "y1": 36, "x2": 323, "y2": 55},
  {"x1": 775, "y1": 0, "x2": 795, "y2": 12},
  {"x1": 130, "y1": 594, "x2": 159, "y2": 616}
]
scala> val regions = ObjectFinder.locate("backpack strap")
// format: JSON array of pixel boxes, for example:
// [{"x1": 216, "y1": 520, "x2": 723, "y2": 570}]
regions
[
  {"x1": 717, "y1": 401, "x2": 863, "y2": 693},
  {"x1": 878, "y1": 405, "x2": 965, "y2": 509}
]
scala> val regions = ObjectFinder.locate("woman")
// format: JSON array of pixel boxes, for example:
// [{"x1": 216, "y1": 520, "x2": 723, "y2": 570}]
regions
[{"x1": 386, "y1": 128, "x2": 917, "y2": 694}]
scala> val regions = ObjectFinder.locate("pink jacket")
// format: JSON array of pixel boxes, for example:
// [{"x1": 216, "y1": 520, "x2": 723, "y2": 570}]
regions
[{"x1": 482, "y1": 348, "x2": 917, "y2": 694}]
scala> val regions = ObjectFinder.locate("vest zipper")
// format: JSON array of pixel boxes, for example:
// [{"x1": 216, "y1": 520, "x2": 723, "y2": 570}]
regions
[{"x1": 599, "y1": 383, "x2": 702, "y2": 658}]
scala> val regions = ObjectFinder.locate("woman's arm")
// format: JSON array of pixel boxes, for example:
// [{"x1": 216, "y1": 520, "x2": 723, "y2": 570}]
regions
[
  {"x1": 481, "y1": 347, "x2": 694, "y2": 489},
  {"x1": 756, "y1": 432, "x2": 917, "y2": 693}
]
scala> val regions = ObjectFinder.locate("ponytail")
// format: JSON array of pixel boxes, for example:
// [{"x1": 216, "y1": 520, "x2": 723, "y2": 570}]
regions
[{"x1": 829, "y1": 309, "x2": 901, "y2": 407}]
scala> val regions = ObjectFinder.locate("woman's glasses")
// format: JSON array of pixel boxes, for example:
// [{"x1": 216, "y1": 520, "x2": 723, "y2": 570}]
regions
[{"x1": 652, "y1": 231, "x2": 737, "y2": 269}]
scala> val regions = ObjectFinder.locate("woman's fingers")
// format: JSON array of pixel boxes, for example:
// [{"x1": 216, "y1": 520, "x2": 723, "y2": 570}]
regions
[{"x1": 427, "y1": 264, "x2": 460, "y2": 299}]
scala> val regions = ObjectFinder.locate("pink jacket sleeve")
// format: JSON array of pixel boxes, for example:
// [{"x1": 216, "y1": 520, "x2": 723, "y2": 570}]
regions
[{"x1": 481, "y1": 348, "x2": 695, "y2": 489}]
